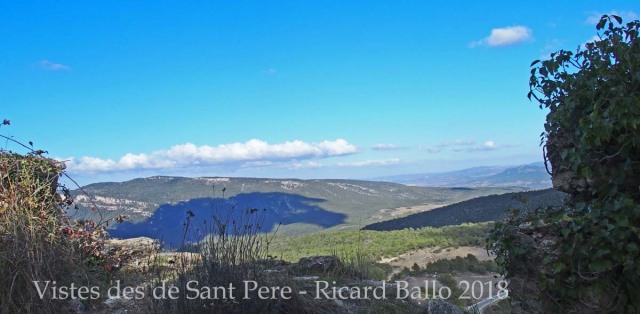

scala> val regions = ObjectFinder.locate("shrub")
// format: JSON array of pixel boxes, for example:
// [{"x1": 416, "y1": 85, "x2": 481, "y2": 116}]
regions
[
  {"x1": 0, "y1": 151, "x2": 106, "y2": 313},
  {"x1": 489, "y1": 15, "x2": 640, "y2": 312}
]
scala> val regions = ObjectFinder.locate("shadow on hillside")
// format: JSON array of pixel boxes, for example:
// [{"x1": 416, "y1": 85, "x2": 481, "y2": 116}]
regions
[{"x1": 108, "y1": 192, "x2": 346, "y2": 248}]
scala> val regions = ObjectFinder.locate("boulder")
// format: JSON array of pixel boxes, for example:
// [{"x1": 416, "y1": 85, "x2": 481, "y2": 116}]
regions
[
  {"x1": 103, "y1": 237, "x2": 160, "y2": 271},
  {"x1": 293, "y1": 256, "x2": 341, "y2": 274},
  {"x1": 105, "y1": 237, "x2": 159, "y2": 256}
]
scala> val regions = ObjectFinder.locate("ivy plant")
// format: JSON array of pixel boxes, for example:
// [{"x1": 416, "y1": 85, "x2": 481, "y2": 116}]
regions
[{"x1": 489, "y1": 15, "x2": 640, "y2": 312}]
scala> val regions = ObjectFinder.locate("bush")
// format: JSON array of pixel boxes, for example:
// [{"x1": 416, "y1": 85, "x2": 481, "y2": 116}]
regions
[
  {"x1": 0, "y1": 151, "x2": 106, "y2": 313},
  {"x1": 489, "y1": 15, "x2": 640, "y2": 312}
]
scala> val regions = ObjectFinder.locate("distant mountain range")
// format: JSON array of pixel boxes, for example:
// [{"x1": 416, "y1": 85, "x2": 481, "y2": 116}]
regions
[
  {"x1": 363, "y1": 188, "x2": 567, "y2": 231},
  {"x1": 375, "y1": 162, "x2": 551, "y2": 189},
  {"x1": 69, "y1": 177, "x2": 521, "y2": 248}
]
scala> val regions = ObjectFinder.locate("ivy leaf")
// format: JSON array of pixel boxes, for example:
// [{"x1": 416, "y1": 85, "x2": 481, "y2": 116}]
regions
[
  {"x1": 553, "y1": 262, "x2": 567, "y2": 274},
  {"x1": 589, "y1": 259, "x2": 613, "y2": 272}
]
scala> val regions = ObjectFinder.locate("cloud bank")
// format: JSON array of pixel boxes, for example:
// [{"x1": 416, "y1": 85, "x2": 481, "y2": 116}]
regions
[{"x1": 64, "y1": 139, "x2": 358, "y2": 173}]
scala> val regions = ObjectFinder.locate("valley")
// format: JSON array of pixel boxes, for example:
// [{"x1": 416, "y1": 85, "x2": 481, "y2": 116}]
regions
[
  {"x1": 66, "y1": 164, "x2": 559, "y2": 312},
  {"x1": 70, "y1": 175, "x2": 525, "y2": 247}
]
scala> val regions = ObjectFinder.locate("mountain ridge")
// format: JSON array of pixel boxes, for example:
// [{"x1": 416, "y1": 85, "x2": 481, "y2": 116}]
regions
[
  {"x1": 374, "y1": 162, "x2": 551, "y2": 189},
  {"x1": 69, "y1": 176, "x2": 523, "y2": 245}
]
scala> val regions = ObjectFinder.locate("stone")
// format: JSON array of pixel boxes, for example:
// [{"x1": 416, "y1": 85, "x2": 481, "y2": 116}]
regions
[
  {"x1": 425, "y1": 299, "x2": 463, "y2": 314},
  {"x1": 293, "y1": 256, "x2": 341, "y2": 274}
]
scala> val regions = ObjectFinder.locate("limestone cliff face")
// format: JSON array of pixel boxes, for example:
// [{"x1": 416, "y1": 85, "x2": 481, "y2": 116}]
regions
[{"x1": 74, "y1": 194, "x2": 155, "y2": 217}]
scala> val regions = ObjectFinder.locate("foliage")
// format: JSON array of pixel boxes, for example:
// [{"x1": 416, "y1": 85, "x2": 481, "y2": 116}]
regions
[
  {"x1": 364, "y1": 189, "x2": 565, "y2": 231},
  {"x1": 489, "y1": 15, "x2": 640, "y2": 312},
  {"x1": 271, "y1": 222, "x2": 493, "y2": 262},
  {"x1": 0, "y1": 151, "x2": 106, "y2": 312},
  {"x1": 0, "y1": 121, "x2": 130, "y2": 312},
  {"x1": 392, "y1": 254, "x2": 498, "y2": 279},
  {"x1": 528, "y1": 15, "x2": 640, "y2": 203},
  {"x1": 424, "y1": 254, "x2": 499, "y2": 275},
  {"x1": 329, "y1": 246, "x2": 393, "y2": 281}
]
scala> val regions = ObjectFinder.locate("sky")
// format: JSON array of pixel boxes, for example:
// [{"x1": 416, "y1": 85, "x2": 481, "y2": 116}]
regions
[{"x1": 1, "y1": 1, "x2": 638, "y2": 185}]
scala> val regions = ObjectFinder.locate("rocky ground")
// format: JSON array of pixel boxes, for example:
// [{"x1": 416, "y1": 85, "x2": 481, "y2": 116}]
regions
[{"x1": 75, "y1": 238, "x2": 494, "y2": 313}]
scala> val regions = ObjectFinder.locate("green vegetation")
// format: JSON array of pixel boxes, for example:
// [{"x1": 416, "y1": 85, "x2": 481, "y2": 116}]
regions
[
  {"x1": 328, "y1": 248, "x2": 394, "y2": 281},
  {"x1": 437, "y1": 273, "x2": 467, "y2": 307},
  {"x1": 424, "y1": 254, "x2": 498, "y2": 275},
  {"x1": 73, "y1": 176, "x2": 520, "y2": 232},
  {"x1": 364, "y1": 189, "x2": 565, "y2": 231},
  {"x1": 489, "y1": 15, "x2": 640, "y2": 312},
  {"x1": 389, "y1": 254, "x2": 500, "y2": 309},
  {"x1": 391, "y1": 254, "x2": 498, "y2": 280},
  {"x1": 0, "y1": 149, "x2": 108, "y2": 312},
  {"x1": 270, "y1": 222, "x2": 493, "y2": 262}
]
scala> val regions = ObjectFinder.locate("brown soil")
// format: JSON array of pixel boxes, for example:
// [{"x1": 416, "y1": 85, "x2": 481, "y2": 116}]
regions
[
  {"x1": 372, "y1": 204, "x2": 444, "y2": 220},
  {"x1": 379, "y1": 246, "x2": 494, "y2": 272}
]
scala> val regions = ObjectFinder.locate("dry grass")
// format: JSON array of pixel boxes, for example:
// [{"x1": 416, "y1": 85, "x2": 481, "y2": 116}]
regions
[
  {"x1": 146, "y1": 199, "x2": 315, "y2": 313},
  {"x1": 0, "y1": 152, "x2": 105, "y2": 313}
]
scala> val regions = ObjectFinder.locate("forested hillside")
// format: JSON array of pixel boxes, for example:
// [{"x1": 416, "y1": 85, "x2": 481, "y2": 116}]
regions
[{"x1": 363, "y1": 189, "x2": 566, "y2": 231}]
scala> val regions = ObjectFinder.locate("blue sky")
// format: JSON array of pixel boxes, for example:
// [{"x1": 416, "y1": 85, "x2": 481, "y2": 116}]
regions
[{"x1": 1, "y1": 1, "x2": 638, "y2": 185}]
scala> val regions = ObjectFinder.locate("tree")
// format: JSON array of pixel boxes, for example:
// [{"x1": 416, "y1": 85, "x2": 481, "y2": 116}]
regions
[{"x1": 489, "y1": 15, "x2": 640, "y2": 312}]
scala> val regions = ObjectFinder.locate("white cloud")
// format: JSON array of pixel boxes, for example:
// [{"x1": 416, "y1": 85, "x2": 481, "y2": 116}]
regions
[
  {"x1": 371, "y1": 143, "x2": 403, "y2": 151},
  {"x1": 316, "y1": 139, "x2": 359, "y2": 156},
  {"x1": 37, "y1": 60, "x2": 70, "y2": 71},
  {"x1": 585, "y1": 10, "x2": 637, "y2": 25},
  {"x1": 64, "y1": 139, "x2": 358, "y2": 173},
  {"x1": 336, "y1": 158, "x2": 400, "y2": 167},
  {"x1": 483, "y1": 141, "x2": 497, "y2": 149},
  {"x1": 286, "y1": 161, "x2": 323, "y2": 170},
  {"x1": 470, "y1": 26, "x2": 533, "y2": 47}
]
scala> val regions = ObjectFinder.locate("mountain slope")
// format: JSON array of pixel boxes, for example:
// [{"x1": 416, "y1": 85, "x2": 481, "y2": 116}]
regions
[
  {"x1": 376, "y1": 162, "x2": 551, "y2": 189},
  {"x1": 69, "y1": 176, "x2": 522, "y2": 246},
  {"x1": 362, "y1": 189, "x2": 566, "y2": 231}
]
